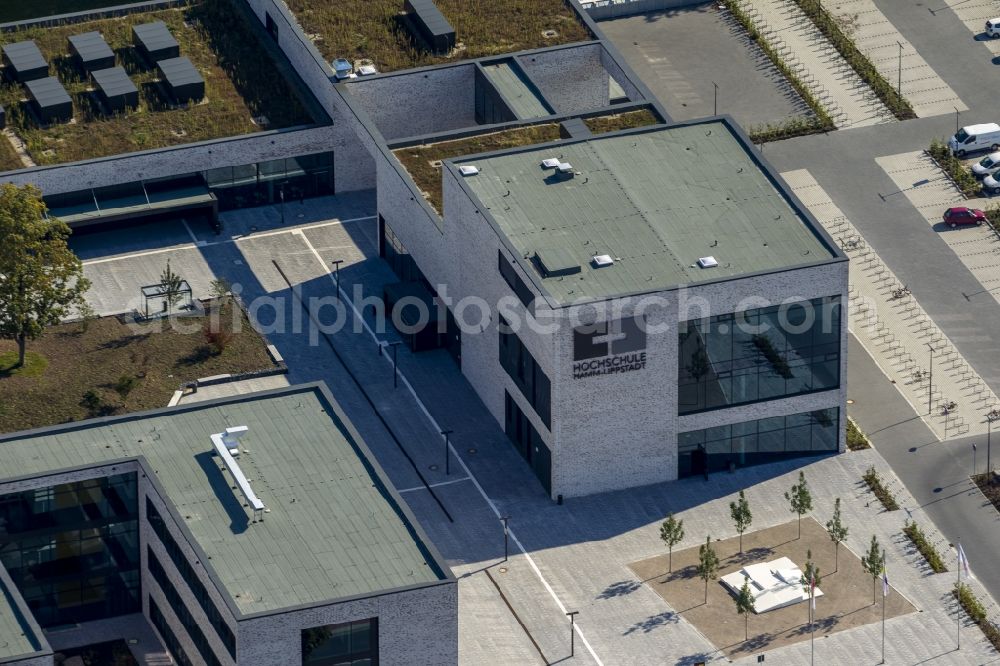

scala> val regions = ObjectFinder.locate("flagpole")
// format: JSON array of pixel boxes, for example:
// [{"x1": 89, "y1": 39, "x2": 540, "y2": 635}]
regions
[
  {"x1": 957, "y1": 538, "x2": 961, "y2": 651},
  {"x1": 810, "y1": 576, "x2": 815, "y2": 666},
  {"x1": 881, "y1": 554, "x2": 886, "y2": 665}
]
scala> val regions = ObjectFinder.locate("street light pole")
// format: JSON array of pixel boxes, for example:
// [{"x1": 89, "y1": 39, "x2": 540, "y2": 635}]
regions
[
  {"x1": 973, "y1": 443, "x2": 977, "y2": 478},
  {"x1": 713, "y1": 81, "x2": 718, "y2": 116},
  {"x1": 331, "y1": 259, "x2": 343, "y2": 302},
  {"x1": 501, "y1": 516, "x2": 510, "y2": 562},
  {"x1": 384, "y1": 341, "x2": 402, "y2": 388},
  {"x1": 441, "y1": 429, "x2": 453, "y2": 475},
  {"x1": 896, "y1": 41, "x2": 903, "y2": 98},
  {"x1": 927, "y1": 344, "x2": 934, "y2": 416},
  {"x1": 955, "y1": 106, "x2": 961, "y2": 134},
  {"x1": 566, "y1": 611, "x2": 579, "y2": 657}
]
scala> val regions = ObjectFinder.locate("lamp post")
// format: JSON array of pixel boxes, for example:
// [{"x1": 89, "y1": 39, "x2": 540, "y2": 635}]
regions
[
  {"x1": 955, "y1": 106, "x2": 961, "y2": 134},
  {"x1": 973, "y1": 443, "x2": 977, "y2": 478},
  {"x1": 566, "y1": 611, "x2": 579, "y2": 657},
  {"x1": 382, "y1": 341, "x2": 402, "y2": 388},
  {"x1": 713, "y1": 81, "x2": 718, "y2": 116},
  {"x1": 441, "y1": 429, "x2": 453, "y2": 475},
  {"x1": 331, "y1": 259, "x2": 343, "y2": 302},
  {"x1": 987, "y1": 409, "x2": 1000, "y2": 482},
  {"x1": 501, "y1": 516, "x2": 510, "y2": 562},
  {"x1": 896, "y1": 41, "x2": 903, "y2": 98},
  {"x1": 927, "y1": 344, "x2": 934, "y2": 416}
]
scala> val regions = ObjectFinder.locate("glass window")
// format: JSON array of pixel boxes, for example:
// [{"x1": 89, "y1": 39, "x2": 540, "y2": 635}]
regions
[
  {"x1": 678, "y1": 297, "x2": 842, "y2": 414},
  {"x1": 303, "y1": 619, "x2": 378, "y2": 666},
  {"x1": 0, "y1": 473, "x2": 140, "y2": 627},
  {"x1": 677, "y1": 408, "x2": 841, "y2": 477},
  {"x1": 498, "y1": 317, "x2": 551, "y2": 430}
]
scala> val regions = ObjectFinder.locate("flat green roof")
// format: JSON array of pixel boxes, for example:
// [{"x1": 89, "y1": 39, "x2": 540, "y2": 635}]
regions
[
  {"x1": 0, "y1": 385, "x2": 446, "y2": 616},
  {"x1": 481, "y1": 61, "x2": 550, "y2": 119},
  {"x1": 0, "y1": 578, "x2": 39, "y2": 662},
  {"x1": 456, "y1": 122, "x2": 835, "y2": 304}
]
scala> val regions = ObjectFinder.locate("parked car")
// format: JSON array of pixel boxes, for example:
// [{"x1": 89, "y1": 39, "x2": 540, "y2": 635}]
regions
[
  {"x1": 942, "y1": 206, "x2": 986, "y2": 227},
  {"x1": 987, "y1": 18, "x2": 1000, "y2": 38},
  {"x1": 984, "y1": 171, "x2": 1000, "y2": 195},
  {"x1": 948, "y1": 123, "x2": 1000, "y2": 157},
  {"x1": 972, "y1": 152, "x2": 1000, "y2": 178}
]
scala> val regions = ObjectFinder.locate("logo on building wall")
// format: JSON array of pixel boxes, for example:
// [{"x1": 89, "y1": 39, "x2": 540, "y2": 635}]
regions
[{"x1": 572, "y1": 318, "x2": 647, "y2": 379}]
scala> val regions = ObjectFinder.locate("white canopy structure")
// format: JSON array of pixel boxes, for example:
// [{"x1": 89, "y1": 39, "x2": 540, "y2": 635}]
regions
[{"x1": 721, "y1": 556, "x2": 824, "y2": 613}]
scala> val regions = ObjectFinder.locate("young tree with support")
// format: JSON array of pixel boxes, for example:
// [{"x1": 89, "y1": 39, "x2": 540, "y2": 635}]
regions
[
  {"x1": 730, "y1": 490, "x2": 753, "y2": 553},
  {"x1": 785, "y1": 471, "x2": 814, "y2": 539},
  {"x1": 160, "y1": 260, "x2": 184, "y2": 315},
  {"x1": 659, "y1": 514, "x2": 685, "y2": 573},
  {"x1": 0, "y1": 183, "x2": 90, "y2": 368},
  {"x1": 862, "y1": 535, "x2": 885, "y2": 605},
  {"x1": 697, "y1": 536, "x2": 720, "y2": 604},
  {"x1": 826, "y1": 497, "x2": 849, "y2": 573},
  {"x1": 734, "y1": 576, "x2": 756, "y2": 641}
]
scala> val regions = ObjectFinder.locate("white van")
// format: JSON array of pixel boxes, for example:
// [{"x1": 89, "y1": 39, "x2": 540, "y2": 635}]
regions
[
  {"x1": 948, "y1": 123, "x2": 1000, "y2": 157},
  {"x1": 987, "y1": 18, "x2": 1000, "y2": 38}
]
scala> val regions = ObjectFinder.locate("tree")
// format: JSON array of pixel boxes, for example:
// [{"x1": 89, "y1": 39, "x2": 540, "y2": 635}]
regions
[
  {"x1": 75, "y1": 300, "x2": 97, "y2": 334},
  {"x1": 730, "y1": 490, "x2": 753, "y2": 553},
  {"x1": 0, "y1": 183, "x2": 90, "y2": 367},
  {"x1": 697, "y1": 536, "x2": 720, "y2": 604},
  {"x1": 209, "y1": 277, "x2": 231, "y2": 302},
  {"x1": 734, "y1": 576, "x2": 756, "y2": 640},
  {"x1": 861, "y1": 535, "x2": 884, "y2": 605},
  {"x1": 113, "y1": 375, "x2": 138, "y2": 408},
  {"x1": 160, "y1": 260, "x2": 184, "y2": 314},
  {"x1": 826, "y1": 497, "x2": 849, "y2": 573},
  {"x1": 785, "y1": 471, "x2": 813, "y2": 539},
  {"x1": 659, "y1": 514, "x2": 685, "y2": 573}
]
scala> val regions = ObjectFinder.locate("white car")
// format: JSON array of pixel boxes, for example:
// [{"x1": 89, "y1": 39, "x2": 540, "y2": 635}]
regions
[
  {"x1": 987, "y1": 18, "x2": 1000, "y2": 38},
  {"x1": 972, "y1": 152, "x2": 1000, "y2": 178},
  {"x1": 983, "y1": 172, "x2": 1000, "y2": 195}
]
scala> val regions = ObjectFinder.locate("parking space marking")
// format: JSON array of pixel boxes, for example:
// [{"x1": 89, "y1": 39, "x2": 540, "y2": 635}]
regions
[{"x1": 398, "y1": 477, "x2": 472, "y2": 493}]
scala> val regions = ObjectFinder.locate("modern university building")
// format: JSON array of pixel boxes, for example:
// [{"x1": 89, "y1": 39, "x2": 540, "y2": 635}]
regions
[
  {"x1": 376, "y1": 118, "x2": 848, "y2": 500},
  {"x1": 0, "y1": 383, "x2": 456, "y2": 666}
]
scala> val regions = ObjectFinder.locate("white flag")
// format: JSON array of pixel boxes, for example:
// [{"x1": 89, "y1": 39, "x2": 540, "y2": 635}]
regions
[
  {"x1": 881, "y1": 565, "x2": 889, "y2": 598},
  {"x1": 958, "y1": 543, "x2": 971, "y2": 578}
]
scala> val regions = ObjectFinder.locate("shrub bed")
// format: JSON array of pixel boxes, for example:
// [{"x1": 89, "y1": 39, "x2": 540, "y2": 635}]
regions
[
  {"x1": 863, "y1": 466, "x2": 900, "y2": 511},
  {"x1": 846, "y1": 417, "x2": 871, "y2": 450},
  {"x1": 791, "y1": 0, "x2": 915, "y2": 120},
  {"x1": 721, "y1": 0, "x2": 834, "y2": 142},
  {"x1": 928, "y1": 139, "x2": 978, "y2": 198},
  {"x1": 954, "y1": 583, "x2": 1000, "y2": 652},
  {"x1": 902, "y1": 520, "x2": 948, "y2": 573}
]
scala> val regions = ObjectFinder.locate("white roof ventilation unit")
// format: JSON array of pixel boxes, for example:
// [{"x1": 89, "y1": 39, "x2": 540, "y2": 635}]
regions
[
  {"x1": 459, "y1": 165, "x2": 480, "y2": 176},
  {"x1": 211, "y1": 426, "x2": 267, "y2": 521},
  {"x1": 541, "y1": 157, "x2": 560, "y2": 169},
  {"x1": 697, "y1": 256, "x2": 719, "y2": 268},
  {"x1": 557, "y1": 162, "x2": 573, "y2": 173},
  {"x1": 592, "y1": 254, "x2": 614, "y2": 267}
]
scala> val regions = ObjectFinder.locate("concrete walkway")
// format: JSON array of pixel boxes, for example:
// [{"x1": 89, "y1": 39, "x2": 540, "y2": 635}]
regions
[
  {"x1": 733, "y1": 0, "x2": 893, "y2": 128},
  {"x1": 829, "y1": 0, "x2": 965, "y2": 117}
]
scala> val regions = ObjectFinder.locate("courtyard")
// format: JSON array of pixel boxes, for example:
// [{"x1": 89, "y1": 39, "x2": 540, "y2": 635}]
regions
[{"x1": 630, "y1": 517, "x2": 915, "y2": 658}]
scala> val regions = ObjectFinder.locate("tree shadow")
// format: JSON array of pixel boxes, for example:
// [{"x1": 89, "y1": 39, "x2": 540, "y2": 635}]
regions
[
  {"x1": 729, "y1": 631, "x2": 775, "y2": 654},
  {"x1": 726, "y1": 545, "x2": 774, "y2": 566},
  {"x1": 623, "y1": 610, "x2": 679, "y2": 635},
  {"x1": 788, "y1": 615, "x2": 839, "y2": 637},
  {"x1": 176, "y1": 345, "x2": 216, "y2": 366},
  {"x1": 675, "y1": 653, "x2": 715, "y2": 666},
  {"x1": 98, "y1": 333, "x2": 150, "y2": 350},
  {"x1": 597, "y1": 579, "x2": 642, "y2": 599}
]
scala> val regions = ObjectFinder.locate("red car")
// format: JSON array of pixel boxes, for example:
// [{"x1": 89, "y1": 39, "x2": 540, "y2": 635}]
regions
[{"x1": 943, "y1": 207, "x2": 986, "y2": 228}]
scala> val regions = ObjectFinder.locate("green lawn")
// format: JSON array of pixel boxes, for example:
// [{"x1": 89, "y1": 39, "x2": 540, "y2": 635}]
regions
[
  {"x1": 0, "y1": 302, "x2": 275, "y2": 434},
  {"x1": 0, "y1": 1, "x2": 125, "y2": 23},
  {"x1": 0, "y1": 0, "x2": 313, "y2": 166}
]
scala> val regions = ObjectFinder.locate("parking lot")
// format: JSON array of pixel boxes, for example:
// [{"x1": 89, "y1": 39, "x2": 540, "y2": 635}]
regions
[{"x1": 600, "y1": 3, "x2": 813, "y2": 129}]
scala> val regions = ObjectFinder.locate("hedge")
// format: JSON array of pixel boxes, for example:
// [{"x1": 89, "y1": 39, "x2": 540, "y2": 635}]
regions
[
  {"x1": 928, "y1": 139, "x2": 978, "y2": 198},
  {"x1": 902, "y1": 520, "x2": 948, "y2": 573},
  {"x1": 954, "y1": 583, "x2": 1000, "y2": 652},
  {"x1": 863, "y1": 466, "x2": 899, "y2": 511}
]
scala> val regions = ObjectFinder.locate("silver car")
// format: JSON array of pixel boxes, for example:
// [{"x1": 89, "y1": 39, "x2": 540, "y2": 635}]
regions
[{"x1": 972, "y1": 152, "x2": 1000, "y2": 178}]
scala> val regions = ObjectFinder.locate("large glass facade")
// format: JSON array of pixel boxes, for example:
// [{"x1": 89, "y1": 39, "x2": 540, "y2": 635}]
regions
[
  {"x1": 678, "y1": 408, "x2": 840, "y2": 477},
  {"x1": 678, "y1": 297, "x2": 841, "y2": 415},
  {"x1": 302, "y1": 618, "x2": 378, "y2": 666},
  {"x1": 0, "y1": 473, "x2": 140, "y2": 627}
]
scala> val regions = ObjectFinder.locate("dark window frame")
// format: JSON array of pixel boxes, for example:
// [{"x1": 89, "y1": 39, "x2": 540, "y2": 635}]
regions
[{"x1": 302, "y1": 617, "x2": 379, "y2": 666}]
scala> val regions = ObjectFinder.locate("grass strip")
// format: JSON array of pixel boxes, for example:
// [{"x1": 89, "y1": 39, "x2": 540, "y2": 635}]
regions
[
  {"x1": 954, "y1": 583, "x2": 1000, "y2": 652},
  {"x1": 846, "y1": 417, "x2": 871, "y2": 451},
  {"x1": 720, "y1": 0, "x2": 834, "y2": 142},
  {"x1": 902, "y1": 520, "x2": 948, "y2": 573},
  {"x1": 790, "y1": 0, "x2": 915, "y2": 120},
  {"x1": 863, "y1": 465, "x2": 900, "y2": 511},
  {"x1": 928, "y1": 140, "x2": 978, "y2": 198}
]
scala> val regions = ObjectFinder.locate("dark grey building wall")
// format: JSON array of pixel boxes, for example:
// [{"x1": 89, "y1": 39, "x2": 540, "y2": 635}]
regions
[{"x1": 516, "y1": 44, "x2": 609, "y2": 114}]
